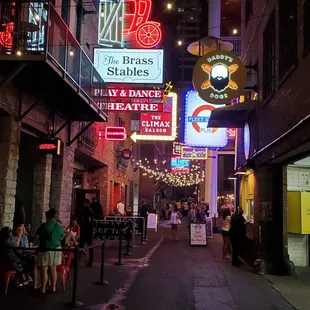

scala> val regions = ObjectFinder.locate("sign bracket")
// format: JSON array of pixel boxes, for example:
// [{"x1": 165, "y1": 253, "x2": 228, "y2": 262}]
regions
[
  {"x1": 67, "y1": 121, "x2": 94, "y2": 146},
  {"x1": 50, "y1": 119, "x2": 70, "y2": 138},
  {"x1": 15, "y1": 98, "x2": 39, "y2": 122}
]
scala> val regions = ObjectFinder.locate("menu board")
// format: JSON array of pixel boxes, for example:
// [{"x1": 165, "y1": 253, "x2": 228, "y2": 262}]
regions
[
  {"x1": 105, "y1": 216, "x2": 144, "y2": 235},
  {"x1": 190, "y1": 223, "x2": 207, "y2": 246},
  {"x1": 94, "y1": 220, "x2": 131, "y2": 241}
]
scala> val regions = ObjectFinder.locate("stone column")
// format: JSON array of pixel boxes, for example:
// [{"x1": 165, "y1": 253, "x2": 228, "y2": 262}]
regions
[
  {"x1": 32, "y1": 154, "x2": 52, "y2": 231},
  {"x1": 0, "y1": 116, "x2": 20, "y2": 227},
  {"x1": 50, "y1": 146, "x2": 74, "y2": 226}
]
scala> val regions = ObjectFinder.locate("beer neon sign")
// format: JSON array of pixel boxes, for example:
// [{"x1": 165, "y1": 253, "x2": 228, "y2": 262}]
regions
[{"x1": 0, "y1": 22, "x2": 14, "y2": 49}]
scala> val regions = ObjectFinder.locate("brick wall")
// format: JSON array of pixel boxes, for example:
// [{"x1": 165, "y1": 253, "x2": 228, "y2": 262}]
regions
[{"x1": 242, "y1": 0, "x2": 310, "y2": 158}]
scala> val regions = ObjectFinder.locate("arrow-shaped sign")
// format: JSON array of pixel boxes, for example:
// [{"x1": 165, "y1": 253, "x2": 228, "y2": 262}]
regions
[
  {"x1": 131, "y1": 131, "x2": 176, "y2": 142},
  {"x1": 228, "y1": 128, "x2": 236, "y2": 138},
  {"x1": 131, "y1": 92, "x2": 178, "y2": 142}
]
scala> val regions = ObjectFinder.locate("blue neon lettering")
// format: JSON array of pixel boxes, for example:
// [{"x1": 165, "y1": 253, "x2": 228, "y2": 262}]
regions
[{"x1": 187, "y1": 116, "x2": 209, "y2": 123}]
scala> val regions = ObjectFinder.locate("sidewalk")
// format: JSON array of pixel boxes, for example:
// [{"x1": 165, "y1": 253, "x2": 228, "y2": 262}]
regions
[
  {"x1": 0, "y1": 228, "x2": 163, "y2": 310},
  {"x1": 208, "y1": 232, "x2": 310, "y2": 310},
  {"x1": 262, "y1": 268, "x2": 310, "y2": 310}
]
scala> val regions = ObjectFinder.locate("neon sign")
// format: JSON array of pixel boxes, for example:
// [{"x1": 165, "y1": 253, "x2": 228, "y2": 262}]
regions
[
  {"x1": 0, "y1": 22, "x2": 14, "y2": 49},
  {"x1": 105, "y1": 126, "x2": 127, "y2": 141},
  {"x1": 38, "y1": 139, "x2": 62, "y2": 156},
  {"x1": 170, "y1": 157, "x2": 190, "y2": 174},
  {"x1": 184, "y1": 91, "x2": 228, "y2": 148},
  {"x1": 181, "y1": 147, "x2": 208, "y2": 160},
  {"x1": 98, "y1": 0, "x2": 162, "y2": 49},
  {"x1": 131, "y1": 92, "x2": 177, "y2": 142},
  {"x1": 192, "y1": 50, "x2": 246, "y2": 104}
]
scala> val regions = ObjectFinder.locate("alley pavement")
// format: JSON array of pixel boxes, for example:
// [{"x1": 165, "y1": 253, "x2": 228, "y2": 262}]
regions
[{"x1": 1, "y1": 221, "x2": 297, "y2": 310}]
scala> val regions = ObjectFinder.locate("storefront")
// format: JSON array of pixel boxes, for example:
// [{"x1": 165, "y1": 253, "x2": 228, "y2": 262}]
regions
[{"x1": 286, "y1": 156, "x2": 310, "y2": 267}]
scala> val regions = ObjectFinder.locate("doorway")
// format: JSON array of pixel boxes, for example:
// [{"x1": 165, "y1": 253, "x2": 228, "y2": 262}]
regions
[{"x1": 74, "y1": 189, "x2": 100, "y2": 219}]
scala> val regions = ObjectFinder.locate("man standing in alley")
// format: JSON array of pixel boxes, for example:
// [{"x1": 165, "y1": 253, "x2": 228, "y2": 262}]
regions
[
  {"x1": 79, "y1": 199, "x2": 94, "y2": 267},
  {"x1": 90, "y1": 197, "x2": 103, "y2": 219},
  {"x1": 117, "y1": 200, "x2": 125, "y2": 216}
]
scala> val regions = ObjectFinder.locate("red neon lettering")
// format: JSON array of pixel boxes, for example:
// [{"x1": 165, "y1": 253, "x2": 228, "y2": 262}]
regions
[
  {"x1": 0, "y1": 22, "x2": 14, "y2": 49},
  {"x1": 39, "y1": 144, "x2": 57, "y2": 150},
  {"x1": 124, "y1": 0, "x2": 162, "y2": 49}
]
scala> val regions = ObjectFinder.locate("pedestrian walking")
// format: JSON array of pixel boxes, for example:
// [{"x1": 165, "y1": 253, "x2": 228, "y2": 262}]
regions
[
  {"x1": 221, "y1": 208, "x2": 231, "y2": 259},
  {"x1": 170, "y1": 206, "x2": 182, "y2": 240}
]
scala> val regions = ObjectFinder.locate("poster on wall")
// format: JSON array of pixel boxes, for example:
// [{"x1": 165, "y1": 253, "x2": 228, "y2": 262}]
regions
[
  {"x1": 94, "y1": 48, "x2": 164, "y2": 84},
  {"x1": 190, "y1": 223, "x2": 207, "y2": 246},
  {"x1": 184, "y1": 90, "x2": 228, "y2": 148}
]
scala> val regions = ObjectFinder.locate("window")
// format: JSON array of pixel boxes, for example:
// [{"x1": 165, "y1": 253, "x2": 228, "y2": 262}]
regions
[
  {"x1": 304, "y1": 0, "x2": 310, "y2": 55},
  {"x1": 262, "y1": 11, "x2": 275, "y2": 101},
  {"x1": 245, "y1": 0, "x2": 253, "y2": 26},
  {"x1": 243, "y1": 173, "x2": 255, "y2": 223},
  {"x1": 278, "y1": 0, "x2": 297, "y2": 82}
]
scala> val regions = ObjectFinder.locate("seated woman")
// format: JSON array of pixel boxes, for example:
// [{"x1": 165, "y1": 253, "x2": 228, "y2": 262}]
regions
[
  {"x1": 67, "y1": 219, "x2": 80, "y2": 240},
  {"x1": 57, "y1": 219, "x2": 78, "y2": 248},
  {"x1": 13, "y1": 225, "x2": 29, "y2": 248},
  {"x1": 0, "y1": 227, "x2": 38, "y2": 288}
]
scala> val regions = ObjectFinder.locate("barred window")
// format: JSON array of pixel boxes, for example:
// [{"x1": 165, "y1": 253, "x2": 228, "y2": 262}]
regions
[{"x1": 263, "y1": 11, "x2": 275, "y2": 101}]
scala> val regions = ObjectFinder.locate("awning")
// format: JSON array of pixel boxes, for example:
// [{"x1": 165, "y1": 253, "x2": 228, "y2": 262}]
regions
[{"x1": 208, "y1": 100, "x2": 256, "y2": 128}]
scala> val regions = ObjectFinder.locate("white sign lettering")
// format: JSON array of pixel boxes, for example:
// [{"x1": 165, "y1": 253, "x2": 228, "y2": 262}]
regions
[{"x1": 93, "y1": 48, "x2": 164, "y2": 84}]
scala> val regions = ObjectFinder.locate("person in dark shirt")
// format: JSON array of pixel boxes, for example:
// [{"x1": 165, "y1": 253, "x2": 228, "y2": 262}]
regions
[
  {"x1": 90, "y1": 197, "x2": 103, "y2": 220},
  {"x1": 78, "y1": 199, "x2": 94, "y2": 267},
  {"x1": 230, "y1": 207, "x2": 246, "y2": 267},
  {"x1": 13, "y1": 198, "x2": 25, "y2": 229}
]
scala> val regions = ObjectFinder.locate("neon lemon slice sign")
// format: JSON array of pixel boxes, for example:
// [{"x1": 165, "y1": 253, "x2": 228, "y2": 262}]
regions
[{"x1": 188, "y1": 105, "x2": 218, "y2": 134}]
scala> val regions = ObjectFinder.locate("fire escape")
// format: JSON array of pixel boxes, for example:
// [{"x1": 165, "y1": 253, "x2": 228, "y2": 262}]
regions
[{"x1": 0, "y1": 1, "x2": 109, "y2": 143}]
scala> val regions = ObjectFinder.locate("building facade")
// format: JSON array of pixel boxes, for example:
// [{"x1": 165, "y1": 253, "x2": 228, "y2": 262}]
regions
[
  {"x1": 0, "y1": 0, "x2": 139, "y2": 230},
  {"x1": 234, "y1": 0, "x2": 310, "y2": 273}
]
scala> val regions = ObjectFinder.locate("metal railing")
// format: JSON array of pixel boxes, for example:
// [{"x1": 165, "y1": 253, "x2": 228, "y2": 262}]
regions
[
  {"x1": 221, "y1": 36, "x2": 241, "y2": 57},
  {"x1": 0, "y1": 1, "x2": 108, "y2": 118}
]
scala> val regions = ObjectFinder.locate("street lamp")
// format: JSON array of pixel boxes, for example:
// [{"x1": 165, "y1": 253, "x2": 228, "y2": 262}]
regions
[{"x1": 167, "y1": 3, "x2": 172, "y2": 10}]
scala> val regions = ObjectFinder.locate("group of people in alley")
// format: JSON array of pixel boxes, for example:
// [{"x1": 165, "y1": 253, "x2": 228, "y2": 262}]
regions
[
  {"x1": 165, "y1": 199, "x2": 247, "y2": 267},
  {"x1": 0, "y1": 197, "x2": 103, "y2": 294}
]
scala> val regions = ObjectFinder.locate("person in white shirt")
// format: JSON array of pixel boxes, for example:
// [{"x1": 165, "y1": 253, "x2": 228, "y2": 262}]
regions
[{"x1": 117, "y1": 201, "x2": 125, "y2": 215}]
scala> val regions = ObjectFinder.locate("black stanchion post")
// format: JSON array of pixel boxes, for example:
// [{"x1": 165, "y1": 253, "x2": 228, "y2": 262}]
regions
[
  {"x1": 140, "y1": 218, "x2": 145, "y2": 244},
  {"x1": 124, "y1": 223, "x2": 132, "y2": 256},
  {"x1": 65, "y1": 248, "x2": 83, "y2": 308},
  {"x1": 95, "y1": 241, "x2": 109, "y2": 285},
  {"x1": 115, "y1": 226, "x2": 124, "y2": 265},
  {"x1": 144, "y1": 215, "x2": 148, "y2": 241}
]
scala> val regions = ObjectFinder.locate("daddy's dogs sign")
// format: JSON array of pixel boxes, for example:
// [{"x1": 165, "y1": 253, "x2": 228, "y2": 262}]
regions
[{"x1": 192, "y1": 50, "x2": 246, "y2": 104}]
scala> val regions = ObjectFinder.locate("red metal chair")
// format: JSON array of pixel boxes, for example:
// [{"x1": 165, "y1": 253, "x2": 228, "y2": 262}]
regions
[
  {"x1": 4, "y1": 270, "x2": 16, "y2": 295},
  {"x1": 57, "y1": 251, "x2": 74, "y2": 290}
]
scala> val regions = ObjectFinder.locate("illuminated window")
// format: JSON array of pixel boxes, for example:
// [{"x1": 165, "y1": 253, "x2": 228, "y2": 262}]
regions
[
  {"x1": 278, "y1": 0, "x2": 297, "y2": 83},
  {"x1": 262, "y1": 11, "x2": 275, "y2": 102},
  {"x1": 244, "y1": 173, "x2": 254, "y2": 223}
]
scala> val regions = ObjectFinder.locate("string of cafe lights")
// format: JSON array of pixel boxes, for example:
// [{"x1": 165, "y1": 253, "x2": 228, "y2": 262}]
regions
[{"x1": 132, "y1": 158, "x2": 205, "y2": 187}]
